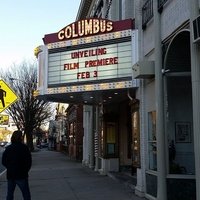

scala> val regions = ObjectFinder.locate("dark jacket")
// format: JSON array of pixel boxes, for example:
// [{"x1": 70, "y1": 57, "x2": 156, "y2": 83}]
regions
[{"x1": 2, "y1": 142, "x2": 32, "y2": 180}]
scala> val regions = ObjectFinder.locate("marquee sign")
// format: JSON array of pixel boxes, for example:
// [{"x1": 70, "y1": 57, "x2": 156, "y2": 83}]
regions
[
  {"x1": 58, "y1": 19, "x2": 113, "y2": 40},
  {"x1": 36, "y1": 19, "x2": 138, "y2": 94},
  {"x1": 48, "y1": 40, "x2": 132, "y2": 85},
  {"x1": 43, "y1": 19, "x2": 134, "y2": 44}
]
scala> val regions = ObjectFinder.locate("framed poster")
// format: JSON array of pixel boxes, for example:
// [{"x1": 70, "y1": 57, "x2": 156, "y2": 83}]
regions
[{"x1": 175, "y1": 122, "x2": 191, "y2": 143}]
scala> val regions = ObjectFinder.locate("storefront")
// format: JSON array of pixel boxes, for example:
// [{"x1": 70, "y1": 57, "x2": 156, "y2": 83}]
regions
[
  {"x1": 139, "y1": 1, "x2": 196, "y2": 199},
  {"x1": 35, "y1": 18, "x2": 140, "y2": 174}
]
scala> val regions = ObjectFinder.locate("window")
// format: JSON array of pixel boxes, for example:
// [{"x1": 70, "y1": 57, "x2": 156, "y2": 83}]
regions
[
  {"x1": 148, "y1": 111, "x2": 157, "y2": 171},
  {"x1": 100, "y1": 119, "x2": 118, "y2": 158},
  {"x1": 166, "y1": 76, "x2": 195, "y2": 175},
  {"x1": 158, "y1": 0, "x2": 169, "y2": 13},
  {"x1": 142, "y1": 0, "x2": 153, "y2": 30},
  {"x1": 106, "y1": 122, "x2": 117, "y2": 155}
]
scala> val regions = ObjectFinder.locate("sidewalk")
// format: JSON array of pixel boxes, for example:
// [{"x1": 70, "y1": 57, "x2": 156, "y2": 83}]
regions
[{"x1": 0, "y1": 150, "x2": 145, "y2": 200}]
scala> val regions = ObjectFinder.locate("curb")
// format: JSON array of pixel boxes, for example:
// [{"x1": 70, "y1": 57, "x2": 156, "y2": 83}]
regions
[{"x1": 107, "y1": 172, "x2": 136, "y2": 191}]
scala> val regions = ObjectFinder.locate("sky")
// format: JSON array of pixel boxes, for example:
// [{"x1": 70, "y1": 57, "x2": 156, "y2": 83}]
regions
[{"x1": 0, "y1": 0, "x2": 81, "y2": 70}]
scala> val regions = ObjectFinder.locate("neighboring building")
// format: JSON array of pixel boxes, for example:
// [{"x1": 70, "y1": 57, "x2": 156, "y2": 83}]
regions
[
  {"x1": 48, "y1": 103, "x2": 68, "y2": 150},
  {"x1": 48, "y1": 120, "x2": 57, "y2": 150},
  {"x1": 133, "y1": 1, "x2": 197, "y2": 200},
  {"x1": 35, "y1": 0, "x2": 200, "y2": 199},
  {"x1": 55, "y1": 103, "x2": 68, "y2": 150},
  {"x1": 66, "y1": 104, "x2": 84, "y2": 161}
]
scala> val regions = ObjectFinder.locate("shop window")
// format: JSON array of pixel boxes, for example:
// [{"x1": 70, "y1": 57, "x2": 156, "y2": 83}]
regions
[
  {"x1": 168, "y1": 122, "x2": 193, "y2": 174},
  {"x1": 166, "y1": 76, "x2": 195, "y2": 175},
  {"x1": 132, "y1": 110, "x2": 140, "y2": 168},
  {"x1": 100, "y1": 120, "x2": 118, "y2": 158},
  {"x1": 148, "y1": 111, "x2": 157, "y2": 171},
  {"x1": 106, "y1": 122, "x2": 117, "y2": 155}
]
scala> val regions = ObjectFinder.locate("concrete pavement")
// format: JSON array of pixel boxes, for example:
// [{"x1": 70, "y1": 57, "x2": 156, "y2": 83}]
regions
[{"x1": 0, "y1": 149, "x2": 145, "y2": 200}]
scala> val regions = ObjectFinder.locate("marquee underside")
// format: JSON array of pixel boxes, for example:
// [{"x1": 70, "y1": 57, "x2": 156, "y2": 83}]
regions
[{"x1": 37, "y1": 87, "x2": 136, "y2": 105}]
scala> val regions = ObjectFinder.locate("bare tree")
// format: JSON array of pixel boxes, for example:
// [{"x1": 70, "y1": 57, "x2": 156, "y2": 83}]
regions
[{"x1": 1, "y1": 61, "x2": 53, "y2": 151}]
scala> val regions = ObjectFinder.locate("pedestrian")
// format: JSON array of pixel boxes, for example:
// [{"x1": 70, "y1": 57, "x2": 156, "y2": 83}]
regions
[{"x1": 2, "y1": 130, "x2": 32, "y2": 200}]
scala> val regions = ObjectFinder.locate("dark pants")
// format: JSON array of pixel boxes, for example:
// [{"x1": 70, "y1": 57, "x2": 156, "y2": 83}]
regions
[{"x1": 6, "y1": 179, "x2": 31, "y2": 200}]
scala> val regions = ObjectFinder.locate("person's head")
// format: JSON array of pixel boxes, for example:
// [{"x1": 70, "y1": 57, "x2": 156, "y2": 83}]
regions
[{"x1": 11, "y1": 130, "x2": 23, "y2": 143}]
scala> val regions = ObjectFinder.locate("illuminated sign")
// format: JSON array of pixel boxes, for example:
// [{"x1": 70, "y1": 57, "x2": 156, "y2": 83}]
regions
[
  {"x1": 43, "y1": 19, "x2": 134, "y2": 44},
  {"x1": 48, "y1": 41, "x2": 132, "y2": 85},
  {"x1": 58, "y1": 19, "x2": 113, "y2": 40},
  {"x1": 46, "y1": 29, "x2": 132, "y2": 50},
  {"x1": 47, "y1": 80, "x2": 137, "y2": 94},
  {"x1": 36, "y1": 19, "x2": 138, "y2": 97}
]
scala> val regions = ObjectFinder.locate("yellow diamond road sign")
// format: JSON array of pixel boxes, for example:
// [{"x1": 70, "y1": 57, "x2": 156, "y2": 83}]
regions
[{"x1": 0, "y1": 79, "x2": 18, "y2": 113}]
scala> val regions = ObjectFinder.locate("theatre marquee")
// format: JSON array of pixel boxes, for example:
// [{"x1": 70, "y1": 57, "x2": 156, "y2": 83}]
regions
[{"x1": 35, "y1": 19, "x2": 138, "y2": 97}]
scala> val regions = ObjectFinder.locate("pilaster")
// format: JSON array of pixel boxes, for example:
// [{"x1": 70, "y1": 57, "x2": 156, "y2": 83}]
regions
[
  {"x1": 153, "y1": 1, "x2": 167, "y2": 200},
  {"x1": 190, "y1": 1, "x2": 200, "y2": 199}
]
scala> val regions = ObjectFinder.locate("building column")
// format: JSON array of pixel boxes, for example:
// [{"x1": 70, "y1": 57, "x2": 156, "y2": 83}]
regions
[
  {"x1": 153, "y1": 1, "x2": 167, "y2": 200},
  {"x1": 94, "y1": 105, "x2": 99, "y2": 171},
  {"x1": 83, "y1": 105, "x2": 94, "y2": 168},
  {"x1": 134, "y1": 0, "x2": 145, "y2": 196},
  {"x1": 135, "y1": 80, "x2": 145, "y2": 197},
  {"x1": 82, "y1": 106, "x2": 89, "y2": 166},
  {"x1": 88, "y1": 106, "x2": 94, "y2": 168},
  {"x1": 190, "y1": 1, "x2": 200, "y2": 199}
]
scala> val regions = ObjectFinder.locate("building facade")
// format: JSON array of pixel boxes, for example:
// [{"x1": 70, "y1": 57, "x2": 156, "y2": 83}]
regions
[
  {"x1": 48, "y1": 103, "x2": 67, "y2": 151},
  {"x1": 35, "y1": 14, "x2": 139, "y2": 178},
  {"x1": 66, "y1": 104, "x2": 84, "y2": 161},
  {"x1": 35, "y1": 0, "x2": 200, "y2": 199}
]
